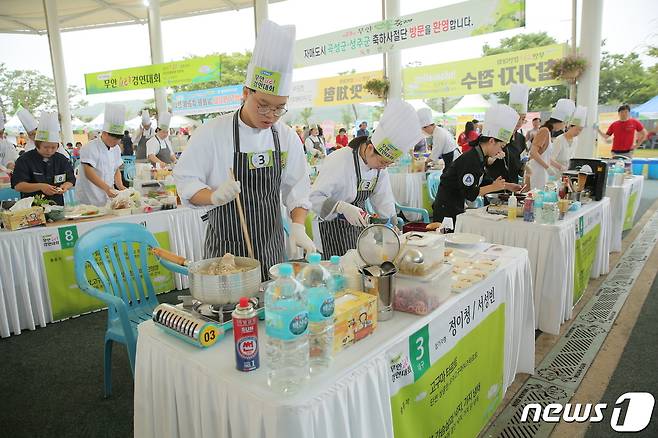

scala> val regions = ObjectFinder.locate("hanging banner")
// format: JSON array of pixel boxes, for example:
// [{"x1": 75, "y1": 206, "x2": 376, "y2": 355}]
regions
[
  {"x1": 387, "y1": 271, "x2": 506, "y2": 438},
  {"x1": 84, "y1": 55, "x2": 221, "y2": 95},
  {"x1": 288, "y1": 71, "x2": 383, "y2": 109},
  {"x1": 404, "y1": 44, "x2": 566, "y2": 99},
  {"x1": 172, "y1": 85, "x2": 243, "y2": 116},
  {"x1": 294, "y1": 0, "x2": 525, "y2": 67}
]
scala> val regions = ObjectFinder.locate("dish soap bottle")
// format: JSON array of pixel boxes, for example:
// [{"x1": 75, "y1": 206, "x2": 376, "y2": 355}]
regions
[{"x1": 507, "y1": 192, "x2": 517, "y2": 220}]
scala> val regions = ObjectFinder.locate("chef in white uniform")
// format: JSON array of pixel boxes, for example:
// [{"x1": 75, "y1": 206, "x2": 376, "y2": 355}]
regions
[
  {"x1": 146, "y1": 112, "x2": 177, "y2": 166},
  {"x1": 310, "y1": 99, "x2": 423, "y2": 258},
  {"x1": 76, "y1": 103, "x2": 128, "y2": 206},
  {"x1": 552, "y1": 105, "x2": 587, "y2": 171},
  {"x1": 527, "y1": 98, "x2": 575, "y2": 190},
  {"x1": 0, "y1": 114, "x2": 19, "y2": 173},
  {"x1": 417, "y1": 108, "x2": 460, "y2": 167},
  {"x1": 133, "y1": 110, "x2": 155, "y2": 162},
  {"x1": 17, "y1": 107, "x2": 70, "y2": 158},
  {"x1": 174, "y1": 20, "x2": 316, "y2": 280}
]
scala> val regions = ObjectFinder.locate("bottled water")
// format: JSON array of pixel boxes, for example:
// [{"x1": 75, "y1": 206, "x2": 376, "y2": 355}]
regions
[
  {"x1": 534, "y1": 191, "x2": 544, "y2": 224},
  {"x1": 297, "y1": 253, "x2": 335, "y2": 373},
  {"x1": 326, "y1": 255, "x2": 345, "y2": 295},
  {"x1": 265, "y1": 263, "x2": 309, "y2": 393}
]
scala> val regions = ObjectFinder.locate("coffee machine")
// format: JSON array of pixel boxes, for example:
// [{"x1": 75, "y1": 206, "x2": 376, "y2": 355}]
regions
[{"x1": 564, "y1": 158, "x2": 608, "y2": 201}]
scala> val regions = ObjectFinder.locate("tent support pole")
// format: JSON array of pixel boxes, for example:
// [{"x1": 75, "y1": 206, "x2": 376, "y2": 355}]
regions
[
  {"x1": 148, "y1": 0, "x2": 167, "y2": 117},
  {"x1": 383, "y1": 0, "x2": 401, "y2": 102},
  {"x1": 254, "y1": 0, "x2": 269, "y2": 36}
]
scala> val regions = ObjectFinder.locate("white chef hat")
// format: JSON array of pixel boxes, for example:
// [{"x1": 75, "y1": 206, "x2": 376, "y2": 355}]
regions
[
  {"x1": 141, "y1": 110, "x2": 151, "y2": 125},
  {"x1": 35, "y1": 111, "x2": 61, "y2": 142},
  {"x1": 508, "y1": 83, "x2": 529, "y2": 114},
  {"x1": 158, "y1": 112, "x2": 172, "y2": 130},
  {"x1": 17, "y1": 108, "x2": 38, "y2": 133},
  {"x1": 371, "y1": 99, "x2": 423, "y2": 162},
  {"x1": 245, "y1": 20, "x2": 296, "y2": 97},
  {"x1": 550, "y1": 98, "x2": 576, "y2": 122},
  {"x1": 482, "y1": 104, "x2": 519, "y2": 142},
  {"x1": 103, "y1": 103, "x2": 126, "y2": 135},
  {"x1": 0, "y1": 113, "x2": 5, "y2": 131},
  {"x1": 570, "y1": 106, "x2": 587, "y2": 127},
  {"x1": 417, "y1": 108, "x2": 434, "y2": 128}
]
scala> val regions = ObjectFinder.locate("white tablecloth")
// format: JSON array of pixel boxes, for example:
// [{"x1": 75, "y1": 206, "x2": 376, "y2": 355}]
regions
[
  {"x1": 456, "y1": 198, "x2": 611, "y2": 335},
  {"x1": 134, "y1": 247, "x2": 534, "y2": 438},
  {"x1": 389, "y1": 172, "x2": 426, "y2": 221},
  {"x1": 0, "y1": 207, "x2": 206, "y2": 338},
  {"x1": 606, "y1": 175, "x2": 644, "y2": 252}
]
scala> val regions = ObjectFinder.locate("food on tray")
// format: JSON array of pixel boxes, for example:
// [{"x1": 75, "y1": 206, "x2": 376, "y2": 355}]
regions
[
  {"x1": 69, "y1": 204, "x2": 100, "y2": 216},
  {"x1": 199, "y1": 253, "x2": 251, "y2": 275},
  {"x1": 452, "y1": 279, "x2": 473, "y2": 291}
]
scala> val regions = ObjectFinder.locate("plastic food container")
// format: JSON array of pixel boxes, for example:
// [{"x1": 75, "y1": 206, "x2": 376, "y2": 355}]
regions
[
  {"x1": 400, "y1": 232, "x2": 445, "y2": 272},
  {"x1": 393, "y1": 264, "x2": 452, "y2": 315}
]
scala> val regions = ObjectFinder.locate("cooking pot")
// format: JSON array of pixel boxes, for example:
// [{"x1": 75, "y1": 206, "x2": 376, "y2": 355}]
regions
[{"x1": 152, "y1": 248, "x2": 261, "y2": 305}]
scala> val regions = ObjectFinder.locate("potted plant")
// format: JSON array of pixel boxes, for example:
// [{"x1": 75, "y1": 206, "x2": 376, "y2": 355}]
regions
[
  {"x1": 550, "y1": 54, "x2": 588, "y2": 83},
  {"x1": 364, "y1": 78, "x2": 390, "y2": 100}
]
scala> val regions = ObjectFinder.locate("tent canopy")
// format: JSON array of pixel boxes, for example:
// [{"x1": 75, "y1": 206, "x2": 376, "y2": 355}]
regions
[
  {"x1": 631, "y1": 95, "x2": 658, "y2": 120},
  {"x1": 446, "y1": 94, "x2": 491, "y2": 116},
  {"x1": 0, "y1": 0, "x2": 284, "y2": 35}
]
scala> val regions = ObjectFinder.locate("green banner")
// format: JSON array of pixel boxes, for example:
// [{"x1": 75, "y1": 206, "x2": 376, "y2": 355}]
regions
[
  {"x1": 43, "y1": 231, "x2": 174, "y2": 320},
  {"x1": 84, "y1": 55, "x2": 221, "y2": 95},
  {"x1": 391, "y1": 305, "x2": 505, "y2": 438},
  {"x1": 623, "y1": 191, "x2": 638, "y2": 231},
  {"x1": 403, "y1": 43, "x2": 565, "y2": 99},
  {"x1": 294, "y1": 0, "x2": 525, "y2": 67},
  {"x1": 573, "y1": 224, "x2": 601, "y2": 305}
]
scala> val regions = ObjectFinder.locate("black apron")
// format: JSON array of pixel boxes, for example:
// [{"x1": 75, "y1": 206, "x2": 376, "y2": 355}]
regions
[
  {"x1": 154, "y1": 137, "x2": 173, "y2": 164},
  {"x1": 135, "y1": 127, "x2": 153, "y2": 161},
  {"x1": 202, "y1": 110, "x2": 285, "y2": 280},
  {"x1": 318, "y1": 147, "x2": 379, "y2": 259}
]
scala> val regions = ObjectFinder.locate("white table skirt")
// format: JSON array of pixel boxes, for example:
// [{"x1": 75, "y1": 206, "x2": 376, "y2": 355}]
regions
[
  {"x1": 0, "y1": 207, "x2": 207, "y2": 338},
  {"x1": 389, "y1": 172, "x2": 426, "y2": 221},
  {"x1": 456, "y1": 198, "x2": 611, "y2": 335},
  {"x1": 606, "y1": 175, "x2": 644, "y2": 252},
  {"x1": 134, "y1": 247, "x2": 534, "y2": 438}
]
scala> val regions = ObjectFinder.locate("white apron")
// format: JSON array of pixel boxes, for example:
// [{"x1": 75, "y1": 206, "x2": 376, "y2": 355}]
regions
[{"x1": 528, "y1": 137, "x2": 553, "y2": 190}]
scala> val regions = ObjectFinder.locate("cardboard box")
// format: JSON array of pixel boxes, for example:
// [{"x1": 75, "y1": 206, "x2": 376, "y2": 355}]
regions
[
  {"x1": 333, "y1": 290, "x2": 377, "y2": 353},
  {"x1": 1, "y1": 206, "x2": 46, "y2": 230}
]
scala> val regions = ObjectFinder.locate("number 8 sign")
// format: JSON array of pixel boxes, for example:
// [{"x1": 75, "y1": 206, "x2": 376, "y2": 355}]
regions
[{"x1": 58, "y1": 225, "x2": 79, "y2": 250}]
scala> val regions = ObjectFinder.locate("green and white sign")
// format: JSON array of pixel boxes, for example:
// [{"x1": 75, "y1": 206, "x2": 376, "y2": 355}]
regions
[
  {"x1": 387, "y1": 272, "x2": 506, "y2": 438},
  {"x1": 294, "y1": 0, "x2": 525, "y2": 67},
  {"x1": 84, "y1": 55, "x2": 221, "y2": 95},
  {"x1": 40, "y1": 218, "x2": 175, "y2": 321},
  {"x1": 623, "y1": 191, "x2": 639, "y2": 231},
  {"x1": 573, "y1": 208, "x2": 602, "y2": 304}
]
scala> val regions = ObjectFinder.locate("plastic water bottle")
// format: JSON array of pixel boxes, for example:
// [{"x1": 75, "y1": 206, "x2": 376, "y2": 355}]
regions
[
  {"x1": 265, "y1": 263, "x2": 310, "y2": 393},
  {"x1": 543, "y1": 191, "x2": 558, "y2": 224},
  {"x1": 534, "y1": 191, "x2": 544, "y2": 224},
  {"x1": 326, "y1": 255, "x2": 345, "y2": 295},
  {"x1": 297, "y1": 253, "x2": 335, "y2": 373}
]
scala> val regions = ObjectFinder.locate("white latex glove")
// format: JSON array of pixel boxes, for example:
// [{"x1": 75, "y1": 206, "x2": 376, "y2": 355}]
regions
[
  {"x1": 210, "y1": 179, "x2": 241, "y2": 206},
  {"x1": 336, "y1": 201, "x2": 368, "y2": 227},
  {"x1": 546, "y1": 166, "x2": 559, "y2": 178},
  {"x1": 290, "y1": 222, "x2": 316, "y2": 253}
]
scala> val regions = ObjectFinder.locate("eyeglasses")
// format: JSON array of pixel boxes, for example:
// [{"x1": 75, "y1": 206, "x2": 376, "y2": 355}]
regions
[{"x1": 256, "y1": 104, "x2": 288, "y2": 117}]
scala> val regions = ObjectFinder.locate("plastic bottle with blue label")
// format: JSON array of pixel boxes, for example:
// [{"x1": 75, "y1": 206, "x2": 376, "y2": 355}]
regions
[
  {"x1": 265, "y1": 263, "x2": 310, "y2": 393},
  {"x1": 297, "y1": 253, "x2": 335, "y2": 373},
  {"x1": 326, "y1": 255, "x2": 345, "y2": 295}
]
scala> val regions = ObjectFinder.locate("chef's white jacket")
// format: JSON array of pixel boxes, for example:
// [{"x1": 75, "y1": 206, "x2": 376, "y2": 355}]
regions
[
  {"x1": 552, "y1": 133, "x2": 578, "y2": 169},
  {"x1": 132, "y1": 125, "x2": 155, "y2": 144},
  {"x1": 429, "y1": 126, "x2": 459, "y2": 161},
  {"x1": 76, "y1": 137, "x2": 123, "y2": 207},
  {"x1": 146, "y1": 135, "x2": 173, "y2": 158},
  {"x1": 310, "y1": 146, "x2": 396, "y2": 220},
  {"x1": 173, "y1": 112, "x2": 312, "y2": 212},
  {"x1": 0, "y1": 139, "x2": 19, "y2": 169},
  {"x1": 304, "y1": 135, "x2": 326, "y2": 155}
]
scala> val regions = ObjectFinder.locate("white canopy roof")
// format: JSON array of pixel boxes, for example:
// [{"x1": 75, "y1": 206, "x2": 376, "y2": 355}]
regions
[
  {"x1": 446, "y1": 94, "x2": 492, "y2": 116},
  {"x1": 0, "y1": 0, "x2": 284, "y2": 35}
]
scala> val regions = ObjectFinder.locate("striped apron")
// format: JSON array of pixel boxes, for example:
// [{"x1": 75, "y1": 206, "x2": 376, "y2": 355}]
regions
[
  {"x1": 318, "y1": 147, "x2": 379, "y2": 259},
  {"x1": 202, "y1": 110, "x2": 285, "y2": 280}
]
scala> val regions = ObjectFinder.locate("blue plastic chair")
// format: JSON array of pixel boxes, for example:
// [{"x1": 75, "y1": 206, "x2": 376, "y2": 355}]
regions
[
  {"x1": 123, "y1": 162, "x2": 136, "y2": 184},
  {"x1": 0, "y1": 188, "x2": 20, "y2": 201},
  {"x1": 74, "y1": 223, "x2": 166, "y2": 397},
  {"x1": 427, "y1": 171, "x2": 442, "y2": 202},
  {"x1": 395, "y1": 202, "x2": 430, "y2": 224}
]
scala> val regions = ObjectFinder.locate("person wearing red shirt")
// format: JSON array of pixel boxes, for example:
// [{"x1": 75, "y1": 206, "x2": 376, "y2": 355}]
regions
[
  {"x1": 597, "y1": 105, "x2": 647, "y2": 157},
  {"x1": 335, "y1": 128, "x2": 349, "y2": 148},
  {"x1": 457, "y1": 121, "x2": 479, "y2": 153}
]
